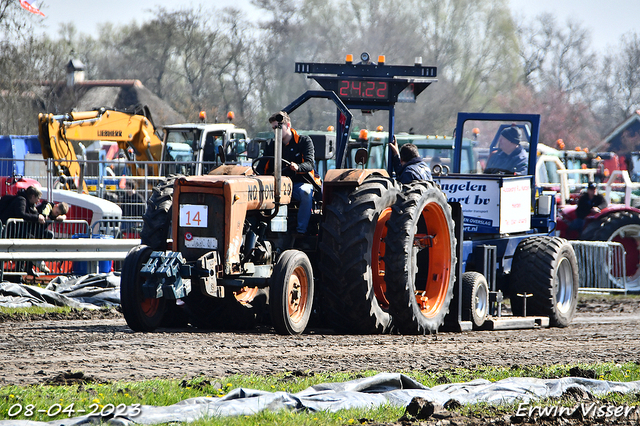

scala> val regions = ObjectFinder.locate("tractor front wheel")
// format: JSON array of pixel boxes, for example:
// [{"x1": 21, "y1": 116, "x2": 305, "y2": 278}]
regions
[
  {"x1": 270, "y1": 250, "x2": 314, "y2": 335},
  {"x1": 120, "y1": 245, "x2": 166, "y2": 332}
]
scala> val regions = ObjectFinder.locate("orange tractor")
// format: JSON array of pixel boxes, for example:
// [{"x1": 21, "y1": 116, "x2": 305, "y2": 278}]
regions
[{"x1": 120, "y1": 55, "x2": 458, "y2": 335}]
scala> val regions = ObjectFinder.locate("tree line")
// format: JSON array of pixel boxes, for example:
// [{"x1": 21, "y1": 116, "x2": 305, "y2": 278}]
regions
[{"x1": 1, "y1": 0, "x2": 639, "y2": 151}]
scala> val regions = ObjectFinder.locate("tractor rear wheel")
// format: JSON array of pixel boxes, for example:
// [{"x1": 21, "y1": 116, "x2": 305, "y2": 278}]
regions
[
  {"x1": 510, "y1": 236, "x2": 578, "y2": 327},
  {"x1": 581, "y1": 211, "x2": 640, "y2": 289},
  {"x1": 140, "y1": 175, "x2": 182, "y2": 251},
  {"x1": 319, "y1": 177, "x2": 400, "y2": 334},
  {"x1": 270, "y1": 250, "x2": 314, "y2": 335},
  {"x1": 462, "y1": 272, "x2": 489, "y2": 328},
  {"x1": 120, "y1": 245, "x2": 166, "y2": 332},
  {"x1": 384, "y1": 181, "x2": 456, "y2": 334}
]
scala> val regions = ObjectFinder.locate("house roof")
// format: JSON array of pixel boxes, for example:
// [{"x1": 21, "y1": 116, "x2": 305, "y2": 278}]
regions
[
  {"x1": 602, "y1": 110, "x2": 640, "y2": 146},
  {"x1": 46, "y1": 79, "x2": 186, "y2": 129}
]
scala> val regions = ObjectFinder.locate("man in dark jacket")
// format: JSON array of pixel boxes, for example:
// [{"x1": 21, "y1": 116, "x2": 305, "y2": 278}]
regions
[
  {"x1": 0, "y1": 185, "x2": 45, "y2": 237},
  {"x1": 484, "y1": 125, "x2": 528, "y2": 175},
  {"x1": 256, "y1": 111, "x2": 316, "y2": 234},
  {"x1": 0, "y1": 185, "x2": 49, "y2": 275},
  {"x1": 570, "y1": 182, "x2": 607, "y2": 233},
  {"x1": 389, "y1": 140, "x2": 432, "y2": 184}
]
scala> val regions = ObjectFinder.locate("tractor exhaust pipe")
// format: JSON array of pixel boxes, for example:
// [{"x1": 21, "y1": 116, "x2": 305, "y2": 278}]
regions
[{"x1": 274, "y1": 121, "x2": 282, "y2": 205}]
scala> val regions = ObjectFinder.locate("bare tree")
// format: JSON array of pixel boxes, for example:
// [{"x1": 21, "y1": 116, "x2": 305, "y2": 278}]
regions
[
  {"x1": 517, "y1": 15, "x2": 596, "y2": 100},
  {"x1": 0, "y1": 2, "x2": 69, "y2": 134},
  {"x1": 596, "y1": 32, "x2": 640, "y2": 135}
]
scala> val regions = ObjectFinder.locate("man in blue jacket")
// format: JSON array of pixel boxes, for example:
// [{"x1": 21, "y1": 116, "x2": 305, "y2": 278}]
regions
[
  {"x1": 389, "y1": 139, "x2": 432, "y2": 183},
  {"x1": 484, "y1": 125, "x2": 528, "y2": 175}
]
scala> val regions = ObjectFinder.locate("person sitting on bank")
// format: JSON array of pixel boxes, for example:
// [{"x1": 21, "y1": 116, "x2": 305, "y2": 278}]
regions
[
  {"x1": 484, "y1": 125, "x2": 528, "y2": 175},
  {"x1": 388, "y1": 139, "x2": 432, "y2": 183}
]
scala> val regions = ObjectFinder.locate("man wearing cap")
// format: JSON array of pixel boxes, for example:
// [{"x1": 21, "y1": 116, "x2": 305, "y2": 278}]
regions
[
  {"x1": 484, "y1": 126, "x2": 528, "y2": 175},
  {"x1": 256, "y1": 111, "x2": 316, "y2": 235},
  {"x1": 570, "y1": 182, "x2": 607, "y2": 232}
]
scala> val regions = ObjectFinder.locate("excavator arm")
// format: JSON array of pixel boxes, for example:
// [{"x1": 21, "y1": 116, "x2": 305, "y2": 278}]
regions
[{"x1": 38, "y1": 106, "x2": 164, "y2": 181}]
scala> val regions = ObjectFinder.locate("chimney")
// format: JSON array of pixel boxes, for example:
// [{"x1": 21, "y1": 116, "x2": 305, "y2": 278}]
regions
[{"x1": 66, "y1": 59, "x2": 86, "y2": 87}]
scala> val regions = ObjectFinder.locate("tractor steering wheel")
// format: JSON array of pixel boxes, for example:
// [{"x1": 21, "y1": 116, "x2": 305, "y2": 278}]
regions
[
  {"x1": 252, "y1": 156, "x2": 292, "y2": 175},
  {"x1": 483, "y1": 167, "x2": 516, "y2": 176}
]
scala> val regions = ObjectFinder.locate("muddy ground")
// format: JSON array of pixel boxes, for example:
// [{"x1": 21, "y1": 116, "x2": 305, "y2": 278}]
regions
[{"x1": 1, "y1": 296, "x2": 639, "y2": 425}]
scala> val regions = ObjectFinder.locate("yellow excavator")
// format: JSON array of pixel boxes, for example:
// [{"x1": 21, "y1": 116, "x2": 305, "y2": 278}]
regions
[
  {"x1": 38, "y1": 105, "x2": 163, "y2": 186},
  {"x1": 38, "y1": 106, "x2": 251, "y2": 193}
]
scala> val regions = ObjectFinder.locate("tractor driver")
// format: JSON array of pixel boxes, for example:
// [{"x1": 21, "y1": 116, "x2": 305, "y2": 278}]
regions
[
  {"x1": 570, "y1": 182, "x2": 607, "y2": 233},
  {"x1": 256, "y1": 111, "x2": 316, "y2": 235},
  {"x1": 484, "y1": 125, "x2": 528, "y2": 175}
]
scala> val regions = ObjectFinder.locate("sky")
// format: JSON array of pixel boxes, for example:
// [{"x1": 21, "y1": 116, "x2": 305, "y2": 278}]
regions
[{"x1": 25, "y1": 0, "x2": 640, "y2": 54}]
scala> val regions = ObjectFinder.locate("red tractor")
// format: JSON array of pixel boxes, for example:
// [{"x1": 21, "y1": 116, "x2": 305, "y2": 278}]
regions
[{"x1": 556, "y1": 199, "x2": 640, "y2": 289}]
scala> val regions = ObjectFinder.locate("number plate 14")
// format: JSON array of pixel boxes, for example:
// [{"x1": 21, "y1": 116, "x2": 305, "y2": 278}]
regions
[{"x1": 179, "y1": 204, "x2": 208, "y2": 227}]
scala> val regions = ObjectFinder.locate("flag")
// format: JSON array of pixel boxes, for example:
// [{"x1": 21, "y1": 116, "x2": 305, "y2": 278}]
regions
[{"x1": 19, "y1": 0, "x2": 45, "y2": 17}]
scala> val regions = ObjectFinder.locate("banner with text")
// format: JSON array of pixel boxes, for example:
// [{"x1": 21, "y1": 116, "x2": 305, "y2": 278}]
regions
[{"x1": 435, "y1": 176, "x2": 531, "y2": 234}]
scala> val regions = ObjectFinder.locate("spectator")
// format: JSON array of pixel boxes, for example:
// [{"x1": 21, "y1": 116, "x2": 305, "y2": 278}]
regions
[
  {"x1": 570, "y1": 182, "x2": 607, "y2": 234},
  {"x1": 484, "y1": 126, "x2": 528, "y2": 175},
  {"x1": 255, "y1": 111, "x2": 316, "y2": 235},
  {"x1": 36, "y1": 201, "x2": 69, "y2": 238},
  {"x1": 0, "y1": 185, "x2": 45, "y2": 238},
  {"x1": 388, "y1": 139, "x2": 432, "y2": 183},
  {"x1": 0, "y1": 186, "x2": 50, "y2": 275}
]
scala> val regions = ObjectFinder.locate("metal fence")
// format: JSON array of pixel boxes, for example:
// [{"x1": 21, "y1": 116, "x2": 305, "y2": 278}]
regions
[
  {"x1": 0, "y1": 156, "x2": 164, "y2": 220},
  {"x1": 1, "y1": 218, "x2": 93, "y2": 278},
  {"x1": 0, "y1": 156, "x2": 161, "y2": 278},
  {"x1": 571, "y1": 241, "x2": 627, "y2": 293}
]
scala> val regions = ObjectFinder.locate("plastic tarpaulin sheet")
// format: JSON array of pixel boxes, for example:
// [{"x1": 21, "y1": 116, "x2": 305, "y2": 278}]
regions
[
  {"x1": 1, "y1": 373, "x2": 640, "y2": 425},
  {"x1": 0, "y1": 273, "x2": 120, "y2": 309}
]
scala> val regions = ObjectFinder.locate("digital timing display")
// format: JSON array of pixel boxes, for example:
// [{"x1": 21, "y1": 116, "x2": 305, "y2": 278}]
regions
[{"x1": 338, "y1": 79, "x2": 389, "y2": 101}]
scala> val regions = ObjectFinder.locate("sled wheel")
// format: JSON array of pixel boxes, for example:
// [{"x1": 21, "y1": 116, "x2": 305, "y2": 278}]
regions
[
  {"x1": 120, "y1": 245, "x2": 166, "y2": 332},
  {"x1": 319, "y1": 177, "x2": 401, "y2": 333},
  {"x1": 385, "y1": 181, "x2": 456, "y2": 334},
  {"x1": 581, "y1": 211, "x2": 640, "y2": 288},
  {"x1": 462, "y1": 272, "x2": 489, "y2": 328},
  {"x1": 140, "y1": 175, "x2": 182, "y2": 251},
  {"x1": 510, "y1": 236, "x2": 579, "y2": 327},
  {"x1": 270, "y1": 250, "x2": 314, "y2": 335}
]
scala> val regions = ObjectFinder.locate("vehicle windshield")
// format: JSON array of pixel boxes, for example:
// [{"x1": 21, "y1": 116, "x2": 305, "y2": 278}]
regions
[
  {"x1": 163, "y1": 129, "x2": 201, "y2": 176},
  {"x1": 459, "y1": 120, "x2": 532, "y2": 175}
]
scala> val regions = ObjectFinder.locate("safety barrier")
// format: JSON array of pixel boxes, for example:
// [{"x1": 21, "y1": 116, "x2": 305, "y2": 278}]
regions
[
  {"x1": 91, "y1": 219, "x2": 144, "y2": 239},
  {"x1": 571, "y1": 241, "x2": 627, "y2": 293},
  {"x1": 1, "y1": 219, "x2": 92, "y2": 277},
  {"x1": 0, "y1": 218, "x2": 141, "y2": 280},
  {"x1": 0, "y1": 237, "x2": 140, "y2": 281}
]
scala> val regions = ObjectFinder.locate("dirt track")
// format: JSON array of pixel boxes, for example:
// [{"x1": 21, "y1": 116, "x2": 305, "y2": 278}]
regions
[{"x1": 1, "y1": 297, "x2": 639, "y2": 387}]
